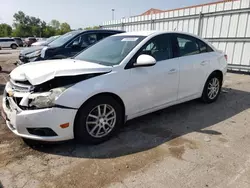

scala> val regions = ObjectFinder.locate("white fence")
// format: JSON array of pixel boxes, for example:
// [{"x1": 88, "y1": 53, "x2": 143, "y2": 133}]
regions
[{"x1": 102, "y1": 0, "x2": 250, "y2": 71}]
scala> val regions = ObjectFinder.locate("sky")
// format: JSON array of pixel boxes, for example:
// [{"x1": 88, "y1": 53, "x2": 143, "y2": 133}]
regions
[{"x1": 0, "y1": 0, "x2": 218, "y2": 29}]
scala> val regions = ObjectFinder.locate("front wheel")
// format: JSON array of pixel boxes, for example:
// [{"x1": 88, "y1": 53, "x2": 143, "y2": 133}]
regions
[
  {"x1": 74, "y1": 96, "x2": 124, "y2": 144},
  {"x1": 201, "y1": 73, "x2": 222, "y2": 103}
]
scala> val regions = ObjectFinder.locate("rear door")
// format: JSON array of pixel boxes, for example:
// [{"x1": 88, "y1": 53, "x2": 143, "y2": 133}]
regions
[
  {"x1": 172, "y1": 34, "x2": 211, "y2": 100},
  {"x1": 1, "y1": 39, "x2": 8, "y2": 47}
]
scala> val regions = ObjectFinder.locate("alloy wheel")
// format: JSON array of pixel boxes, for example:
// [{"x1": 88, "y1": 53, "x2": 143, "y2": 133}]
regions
[
  {"x1": 207, "y1": 77, "x2": 220, "y2": 100},
  {"x1": 86, "y1": 104, "x2": 116, "y2": 138}
]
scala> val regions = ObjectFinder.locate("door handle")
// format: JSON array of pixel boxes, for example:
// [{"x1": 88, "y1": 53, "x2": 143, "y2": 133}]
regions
[
  {"x1": 168, "y1": 68, "x2": 177, "y2": 74},
  {"x1": 201, "y1": 61, "x2": 207, "y2": 66}
]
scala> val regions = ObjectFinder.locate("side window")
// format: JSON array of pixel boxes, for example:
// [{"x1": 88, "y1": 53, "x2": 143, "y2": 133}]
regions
[
  {"x1": 80, "y1": 34, "x2": 98, "y2": 47},
  {"x1": 68, "y1": 34, "x2": 98, "y2": 48},
  {"x1": 139, "y1": 34, "x2": 171, "y2": 62},
  {"x1": 176, "y1": 34, "x2": 199, "y2": 57},
  {"x1": 197, "y1": 40, "x2": 214, "y2": 53}
]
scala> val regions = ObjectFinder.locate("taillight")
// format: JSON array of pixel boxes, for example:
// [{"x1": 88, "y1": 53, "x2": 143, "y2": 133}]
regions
[{"x1": 224, "y1": 54, "x2": 228, "y2": 61}]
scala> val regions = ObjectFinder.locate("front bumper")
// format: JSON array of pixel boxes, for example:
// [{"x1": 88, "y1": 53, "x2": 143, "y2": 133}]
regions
[{"x1": 1, "y1": 90, "x2": 78, "y2": 141}]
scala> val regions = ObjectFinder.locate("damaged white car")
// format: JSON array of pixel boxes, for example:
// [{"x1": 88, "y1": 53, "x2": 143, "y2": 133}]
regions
[{"x1": 1, "y1": 31, "x2": 227, "y2": 144}]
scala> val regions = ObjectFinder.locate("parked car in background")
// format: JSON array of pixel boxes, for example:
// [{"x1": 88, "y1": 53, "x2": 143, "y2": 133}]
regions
[
  {"x1": 13, "y1": 37, "x2": 24, "y2": 47},
  {"x1": 17, "y1": 29, "x2": 124, "y2": 65},
  {"x1": 31, "y1": 35, "x2": 60, "y2": 46},
  {"x1": 24, "y1": 37, "x2": 37, "y2": 47},
  {"x1": 2, "y1": 31, "x2": 227, "y2": 144},
  {"x1": 0, "y1": 38, "x2": 18, "y2": 49}
]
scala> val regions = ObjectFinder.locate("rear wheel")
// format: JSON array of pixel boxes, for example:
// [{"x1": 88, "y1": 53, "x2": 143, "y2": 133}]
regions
[
  {"x1": 74, "y1": 96, "x2": 123, "y2": 144},
  {"x1": 201, "y1": 73, "x2": 222, "y2": 103},
  {"x1": 11, "y1": 44, "x2": 17, "y2": 49}
]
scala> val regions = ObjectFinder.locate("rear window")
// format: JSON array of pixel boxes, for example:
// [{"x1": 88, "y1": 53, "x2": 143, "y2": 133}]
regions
[
  {"x1": 176, "y1": 35, "x2": 200, "y2": 57},
  {"x1": 0, "y1": 38, "x2": 15, "y2": 42},
  {"x1": 173, "y1": 34, "x2": 214, "y2": 57},
  {"x1": 197, "y1": 40, "x2": 213, "y2": 53}
]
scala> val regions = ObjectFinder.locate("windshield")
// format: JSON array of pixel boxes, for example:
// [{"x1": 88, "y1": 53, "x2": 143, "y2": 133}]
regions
[
  {"x1": 46, "y1": 36, "x2": 58, "y2": 43},
  {"x1": 49, "y1": 31, "x2": 81, "y2": 47},
  {"x1": 74, "y1": 35, "x2": 145, "y2": 66}
]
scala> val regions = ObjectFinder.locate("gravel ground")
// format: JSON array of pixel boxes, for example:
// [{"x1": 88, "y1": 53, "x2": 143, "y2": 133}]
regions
[{"x1": 1, "y1": 50, "x2": 250, "y2": 188}]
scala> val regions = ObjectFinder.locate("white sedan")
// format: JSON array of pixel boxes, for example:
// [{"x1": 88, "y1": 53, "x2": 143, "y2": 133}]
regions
[{"x1": 1, "y1": 31, "x2": 227, "y2": 144}]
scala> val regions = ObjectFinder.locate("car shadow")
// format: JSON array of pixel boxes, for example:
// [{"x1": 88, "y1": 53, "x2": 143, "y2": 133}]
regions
[{"x1": 31, "y1": 88, "x2": 250, "y2": 159}]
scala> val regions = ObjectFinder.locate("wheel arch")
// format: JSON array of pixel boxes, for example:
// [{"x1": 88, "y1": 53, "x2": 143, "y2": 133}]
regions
[
  {"x1": 74, "y1": 92, "x2": 126, "y2": 130},
  {"x1": 209, "y1": 70, "x2": 223, "y2": 83},
  {"x1": 202, "y1": 70, "x2": 224, "y2": 94},
  {"x1": 11, "y1": 43, "x2": 17, "y2": 46}
]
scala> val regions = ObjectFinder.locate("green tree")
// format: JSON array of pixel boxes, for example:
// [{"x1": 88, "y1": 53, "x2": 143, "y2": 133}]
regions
[
  {"x1": 13, "y1": 11, "x2": 33, "y2": 37},
  {"x1": 50, "y1": 19, "x2": 60, "y2": 30},
  {"x1": 43, "y1": 26, "x2": 56, "y2": 37},
  {"x1": 59, "y1": 22, "x2": 71, "y2": 34},
  {"x1": 84, "y1": 26, "x2": 100, "y2": 30},
  {"x1": 0, "y1": 24, "x2": 12, "y2": 37},
  {"x1": 13, "y1": 11, "x2": 29, "y2": 27},
  {"x1": 11, "y1": 11, "x2": 72, "y2": 37}
]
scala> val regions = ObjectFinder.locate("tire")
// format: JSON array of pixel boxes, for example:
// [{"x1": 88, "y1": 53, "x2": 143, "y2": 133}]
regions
[
  {"x1": 201, "y1": 73, "x2": 222, "y2": 103},
  {"x1": 74, "y1": 95, "x2": 124, "y2": 144},
  {"x1": 11, "y1": 44, "x2": 17, "y2": 49}
]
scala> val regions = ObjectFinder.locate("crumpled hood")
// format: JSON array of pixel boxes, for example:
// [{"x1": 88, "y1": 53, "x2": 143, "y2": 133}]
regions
[
  {"x1": 20, "y1": 46, "x2": 45, "y2": 55},
  {"x1": 10, "y1": 59, "x2": 112, "y2": 85}
]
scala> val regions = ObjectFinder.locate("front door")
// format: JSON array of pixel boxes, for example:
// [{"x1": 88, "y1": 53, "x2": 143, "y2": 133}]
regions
[{"x1": 128, "y1": 34, "x2": 179, "y2": 115}]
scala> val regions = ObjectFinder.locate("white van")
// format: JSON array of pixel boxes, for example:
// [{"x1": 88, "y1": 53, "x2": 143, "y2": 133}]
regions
[{"x1": 0, "y1": 38, "x2": 18, "y2": 49}]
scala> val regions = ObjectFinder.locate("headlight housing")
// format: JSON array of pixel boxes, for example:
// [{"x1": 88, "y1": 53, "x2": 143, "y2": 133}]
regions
[
  {"x1": 29, "y1": 86, "x2": 70, "y2": 109},
  {"x1": 26, "y1": 50, "x2": 42, "y2": 58}
]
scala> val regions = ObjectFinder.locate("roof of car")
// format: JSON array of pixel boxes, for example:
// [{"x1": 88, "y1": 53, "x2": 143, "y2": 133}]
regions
[
  {"x1": 115, "y1": 30, "x2": 201, "y2": 37},
  {"x1": 81, "y1": 29, "x2": 124, "y2": 33},
  {"x1": 115, "y1": 31, "x2": 159, "y2": 36},
  {"x1": 115, "y1": 30, "x2": 216, "y2": 51}
]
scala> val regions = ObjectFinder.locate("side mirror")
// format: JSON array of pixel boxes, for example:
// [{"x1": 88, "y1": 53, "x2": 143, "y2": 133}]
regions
[
  {"x1": 72, "y1": 41, "x2": 80, "y2": 48},
  {"x1": 134, "y1": 54, "x2": 156, "y2": 67}
]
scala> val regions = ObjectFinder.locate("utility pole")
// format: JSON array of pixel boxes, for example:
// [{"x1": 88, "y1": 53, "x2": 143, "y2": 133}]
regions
[{"x1": 112, "y1": 9, "x2": 115, "y2": 20}]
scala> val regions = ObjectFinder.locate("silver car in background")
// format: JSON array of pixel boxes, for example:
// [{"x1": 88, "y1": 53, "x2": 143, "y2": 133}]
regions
[{"x1": 31, "y1": 36, "x2": 60, "y2": 46}]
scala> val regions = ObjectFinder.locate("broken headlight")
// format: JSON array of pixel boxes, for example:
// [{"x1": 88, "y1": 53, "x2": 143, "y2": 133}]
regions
[{"x1": 29, "y1": 86, "x2": 70, "y2": 108}]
